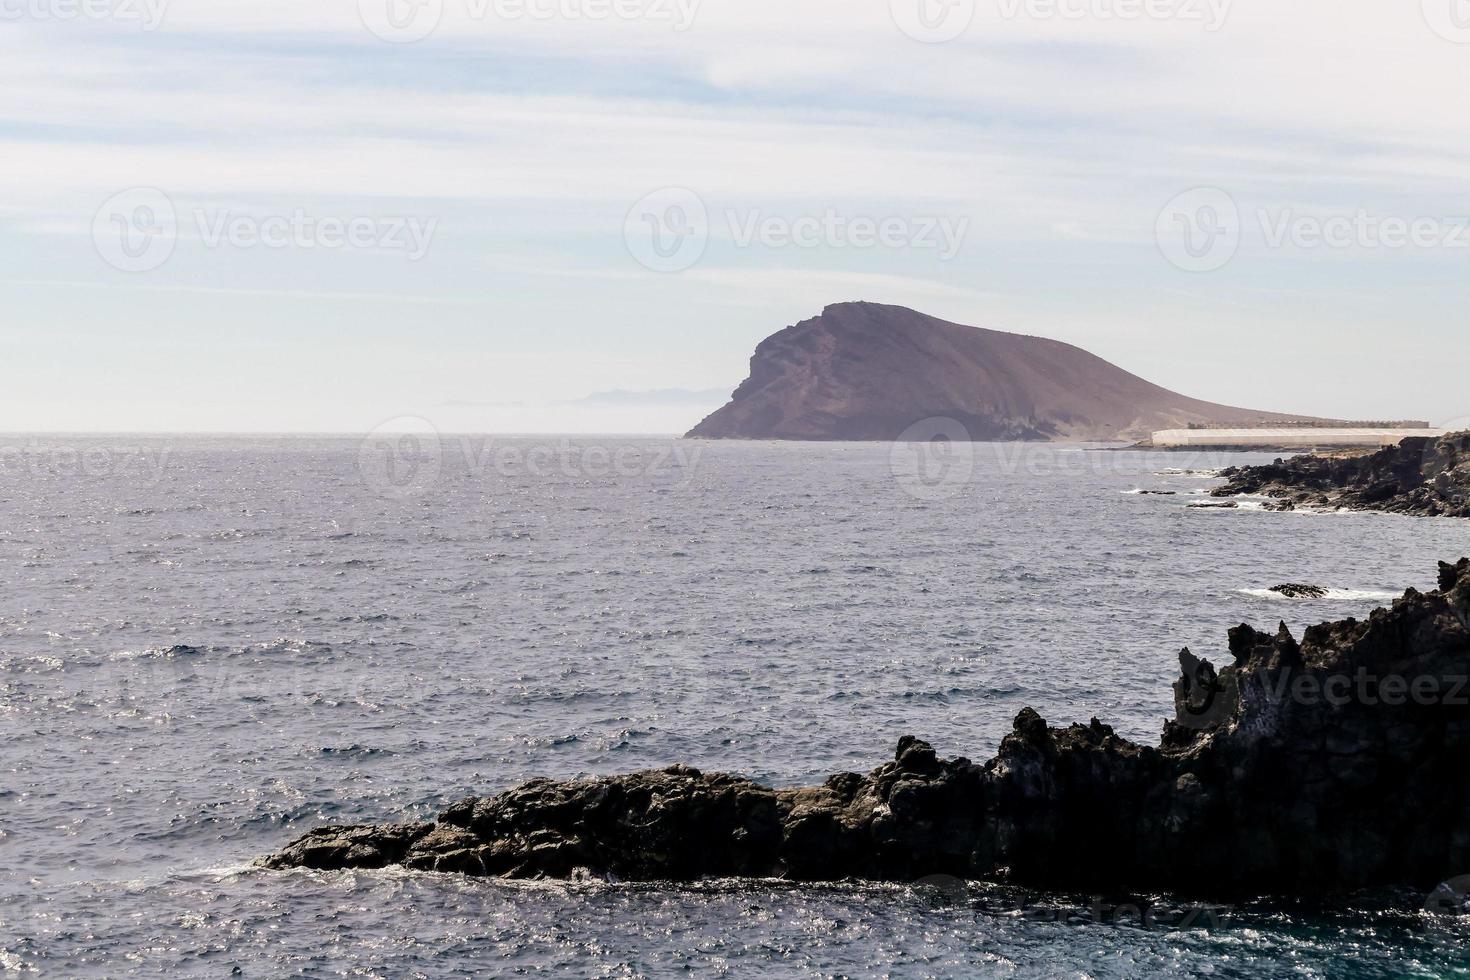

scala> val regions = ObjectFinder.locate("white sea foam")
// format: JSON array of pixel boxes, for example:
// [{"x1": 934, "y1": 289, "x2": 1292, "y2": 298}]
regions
[
  {"x1": 1154, "y1": 468, "x2": 1223, "y2": 478},
  {"x1": 109, "y1": 644, "x2": 204, "y2": 662},
  {"x1": 0, "y1": 950, "x2": 35, "y2": 973},
  {"x1": 188, "y1": 862, "x2": 259, "y2": 879},
  {"x1": 1236, "y1": 588, "x2": 1401, "y2": 602}
]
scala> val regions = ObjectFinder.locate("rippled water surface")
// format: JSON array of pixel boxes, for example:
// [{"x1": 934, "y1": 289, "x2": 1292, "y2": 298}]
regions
[{"x1": 5, "y1": 435, "x2": 1470, "y2": 977}]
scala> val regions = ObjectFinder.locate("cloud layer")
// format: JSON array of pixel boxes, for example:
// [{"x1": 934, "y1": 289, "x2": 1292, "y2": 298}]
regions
[{"x1": 2, "y1": 0, "x2": 1467, "y2": 431}]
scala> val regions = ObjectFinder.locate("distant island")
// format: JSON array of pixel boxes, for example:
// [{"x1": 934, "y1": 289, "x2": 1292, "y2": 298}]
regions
[{"x1": 687, "y1": 302, "x2": 1347, "y2": 442}]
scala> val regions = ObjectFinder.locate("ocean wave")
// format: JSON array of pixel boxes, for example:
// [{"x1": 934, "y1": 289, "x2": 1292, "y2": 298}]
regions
[
  {"x1": 318, "y1": 744, "x2": 395, "y2": 758},
  {"x1": 0, "y1": 950, "x2": 35, "y2": 974},
  {"x1": 1278, "y1": 506, "x2": 1432, "y2": 519},
  {"x1": 109, "y1": 644, "x2": 207, "y2": 662},
  {"x1": 0, "y1": 655, "x2": 65, "y2": 673},
  {"x1": 1186, "y1": 497, "x2": 1270, "y2": 511},
  {"x1": 248, "y1": 638, "x2": 334, "y2": 657},
  {"x1": 1236, "y1": 588, "x2": 1401, "y2": 602}
]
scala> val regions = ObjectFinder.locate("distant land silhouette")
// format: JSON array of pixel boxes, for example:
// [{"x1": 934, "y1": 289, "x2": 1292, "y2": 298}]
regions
[{"x1": 686, "y1": 302, "x2": 1341, "y2": 442}]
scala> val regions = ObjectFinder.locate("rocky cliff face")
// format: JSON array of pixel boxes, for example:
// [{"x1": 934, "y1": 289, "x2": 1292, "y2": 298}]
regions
[
  {"x1": 1213, "y1": 431, "x2": 1470, "y2": 517},
  {"x1": 263, "y1": 559, "x2": 1470, "y2": 898},
  {"x1": 686, "y1": 303, "x2": 1329, "y2": 442}
]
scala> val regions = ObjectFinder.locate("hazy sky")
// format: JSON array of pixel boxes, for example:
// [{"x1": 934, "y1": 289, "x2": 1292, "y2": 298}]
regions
[{"x1": 4, "y1": 0, "x2": 1469, "y2": 433}]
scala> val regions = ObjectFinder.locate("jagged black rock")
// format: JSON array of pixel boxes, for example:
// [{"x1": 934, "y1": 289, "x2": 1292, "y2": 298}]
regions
[
  {"x1": 263, "y1": 560, "x2": 1470, "y2": 897},
  {"x1": 1213, "y1": 432, "x2": 1470, "y2": 518}
]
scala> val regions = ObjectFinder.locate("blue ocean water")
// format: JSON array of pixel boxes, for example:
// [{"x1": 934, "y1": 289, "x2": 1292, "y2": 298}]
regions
[{"x1": 4, "y1": 435, "x2": 1470, "y2": 977}]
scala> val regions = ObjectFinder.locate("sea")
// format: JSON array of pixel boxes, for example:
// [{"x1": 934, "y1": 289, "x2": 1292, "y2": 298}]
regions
[{"x1": 5, "y1": 434, "x2": 1470, "y2": 978}]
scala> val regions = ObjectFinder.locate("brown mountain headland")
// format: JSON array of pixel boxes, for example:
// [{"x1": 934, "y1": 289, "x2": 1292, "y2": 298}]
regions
[{"x1": 687, "y1": 302, "x2": 1336, "y2": 442}]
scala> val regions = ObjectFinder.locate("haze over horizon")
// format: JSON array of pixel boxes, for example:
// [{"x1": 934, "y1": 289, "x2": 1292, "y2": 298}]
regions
[{"x1": 5, "y1": 1, "x2": 1469, "y2": 434}]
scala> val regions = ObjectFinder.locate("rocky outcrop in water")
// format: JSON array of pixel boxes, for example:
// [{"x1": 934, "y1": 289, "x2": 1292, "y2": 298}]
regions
[
  {"x1": 1212, "y1": 432, "x2": 1470, "y2": 517},
  {"x1": 1269, "y1": 584, "x2": 1329, "y2": 599},
  {"x1": 264, "y1": 560, "x2": 1470, "y2": 897}
]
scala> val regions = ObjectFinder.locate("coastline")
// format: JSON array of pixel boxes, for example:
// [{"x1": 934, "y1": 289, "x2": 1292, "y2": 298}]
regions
[
  {"x1": 1211, "y1": 432, "x2": 1470, "y2": 518},
  {"x1": 263, "y1": 560, "x2": 1470, "y2": 901}
]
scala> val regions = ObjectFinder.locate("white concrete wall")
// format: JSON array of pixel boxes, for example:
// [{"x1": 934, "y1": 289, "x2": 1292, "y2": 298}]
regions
[{"x1": 1151, "y1": 428, "x2": 1447, "y2": 448}]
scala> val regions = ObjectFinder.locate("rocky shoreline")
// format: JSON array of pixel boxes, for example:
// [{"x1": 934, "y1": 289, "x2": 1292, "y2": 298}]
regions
[
  {"x1": 1211, "y1": 431, "x2": 1470, "y2": 517},
  {"x1": 263, "y1": 560, "x2": 1470, "y2": 899}
]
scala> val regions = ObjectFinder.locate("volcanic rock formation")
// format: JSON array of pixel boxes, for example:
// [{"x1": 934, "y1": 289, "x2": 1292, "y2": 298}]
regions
[
  {"x1": 1213, "y1": 431, "x2": 1470, "y2": 517},
  {"x1": 686, "y1": 303, "x2": 1334, "y2": 442},
  {"x1": 1269, "y1": 584, "x2": 1330, "y2": 599},
  {"x1": 264, "y1": 559, "x2": 1470, "y2": 898}
]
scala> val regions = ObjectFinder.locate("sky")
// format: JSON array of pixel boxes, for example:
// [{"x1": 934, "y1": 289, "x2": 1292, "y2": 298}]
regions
[{"x1": 3, "y1": 0, "x2": 1469, "y2": 434}]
